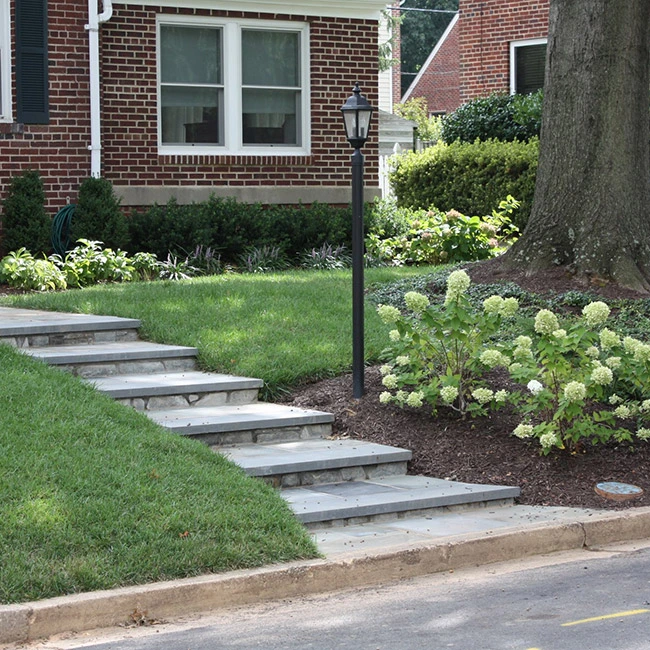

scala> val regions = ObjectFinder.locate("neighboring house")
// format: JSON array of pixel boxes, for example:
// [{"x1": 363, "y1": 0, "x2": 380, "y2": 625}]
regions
[
  {"x1": 399, "y1": 0, "x2": 548, "y2": 112},
  {"x1": 0, "y1": 0, "x2": 385, "y2": 215}
]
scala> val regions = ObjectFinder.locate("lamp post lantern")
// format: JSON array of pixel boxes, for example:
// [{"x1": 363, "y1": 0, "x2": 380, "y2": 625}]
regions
[{"x1": 341, "y1": 82, "x2": 375, "y2": 398}]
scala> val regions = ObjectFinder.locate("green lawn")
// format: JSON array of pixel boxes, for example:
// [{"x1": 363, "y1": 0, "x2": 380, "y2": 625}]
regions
[{"x1": 0, "y1": 266, "x2": 436, "y2": 604}]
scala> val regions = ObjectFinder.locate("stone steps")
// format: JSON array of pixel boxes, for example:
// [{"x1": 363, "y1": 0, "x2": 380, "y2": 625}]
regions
[
  {"x1": 221, "y1": 438, "x2": 411, "y2": 488},
  {"x1": 0, "y1": 306, "x2": 521, "y2": 530}
]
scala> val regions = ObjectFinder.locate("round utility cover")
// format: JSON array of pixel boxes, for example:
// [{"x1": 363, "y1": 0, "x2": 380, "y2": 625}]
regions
[{"x1": 594, "y1": 482, "x2": 644, "y2": 501}]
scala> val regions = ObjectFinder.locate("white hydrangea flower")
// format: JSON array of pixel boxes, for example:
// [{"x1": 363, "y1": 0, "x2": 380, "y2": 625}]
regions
[
  {"x1": 599, "y1": 328, "x2": 621, "y2": 350},
  {"x1": 395, "y1": 355, "x2": 410, "y2": 367},
  {"x1": 564, "y1": 381, "x2": 587, "y2": 402},
  {"x1": 379, "y1": 391, "x2": 393, "y2": 404},
  {"x1": 513, "y1": 423, "x2": 534, "y2": 439},
  {"x1": 539, "y1": 432, "x2": 559, "y2": 449},
  {"x1": 585, "y1": 346, "x2": 600, "y2": 359},
  {"x1": 382, "y1": 374, "x2": 399, "y2": 390},
  {"x1": 406, "y1": 391, "x2": 424, "y2": 408},
  {"x1": 514, "y1": 335, "x2": 532, "y2": 348},
  {"x1": 444, "y1": 270, "x2": 471, "y2": 304},
  {"x1": 633, "y1": 343, "x2": 650, "y2": 363},
  {"x1": 480, "y1": 349, "x2": 506, "y2": 368},
  {"x1": 440, "y1": 385, "x2": 459, "y2": 404},
  {"x1": 534, "y1": 309, "x2": 560, "y2": 335},
  {"x1": 591, "y1": 365, "x2": 613, "y2": 385},
  {"x1": 582, "y1": 301, "x2": 611, "y2": 327},
  {"x1": 377, "y1": 304, "x2": 401, "y2": 324},
  {"x1": 640, "y1": 399, "x2": 650, "y2": 413},
  {"x1": 636, "y1": 428, "x2": 650, "y2": 441},
  {"x1": 388, "y1": 329, "x2": 401, "y2": 342},
  {"x1": 501, "y1": 297, "x2": 519, "y2": 318},
  {"x1": 552, "y1": 329, "x2": 567, "y2": 340},
  {"x1": 609, "y1": 394, "x2": 623, "y2": 405},
  {"x1": 483, "y1": 295, "x2": 504, "y2": 315},
  {"x1": 380, "y1": 364, "x2": 392, "y2": 376},
  {"x1": 509, "y1": 362, "x2": 523, "y2": 373},
  {"x1": 494, "y1": 390, "x2": 508, "y2": 403},
  {"x1": 623, "y1": 336, "x2": 642, "y2": 354},
  {"x1": 513, "y1": 346, "x2": 533, "y2": 360},
  {"x1": 614, "y1": 404, "x2": 631, "y2": 419},
  {"x1": 395, "y1": 390, "x2": 408, "y2": 403},
  {"x1": 605, "y1": 356, "x2": 621, "y2": 370},
  {"x1": 404, "y1": 291, "x2": 430, "y2": 314},
  {"x1": 527, "y1": 379, "x2": 544, "y2": 395},
  {"x1": 471, "y1": 387, "x2": 494, "y2": 405}
]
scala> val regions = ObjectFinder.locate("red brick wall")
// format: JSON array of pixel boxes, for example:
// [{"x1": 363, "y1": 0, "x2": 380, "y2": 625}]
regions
[
  {"x1": 0, "y1": 3, "x2": 379, "y2": 214},
  {"x1": 458, "y1": 0, "x2": 549, "y2": 101},
  {"x1": 406, "y1": 17, "x2": 461, "y2": 115}
]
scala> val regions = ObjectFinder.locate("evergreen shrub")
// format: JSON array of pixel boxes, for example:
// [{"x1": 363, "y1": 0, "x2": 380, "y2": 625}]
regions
[
  {"x1": 71, "y1": 177, "x2": 129, "y2": 251},
  {"x1": 128, "y1": 196, "x2": 356, "y2": 265},
  {"x1": 1, "y1": 170, "x2": 51, "y2": 256},
  {"x1": 441, "y1": 91, "x2": 542, "y2": 144},
  {"x1": 389, "y1": 138, "x2": 538, "y2": 231}
]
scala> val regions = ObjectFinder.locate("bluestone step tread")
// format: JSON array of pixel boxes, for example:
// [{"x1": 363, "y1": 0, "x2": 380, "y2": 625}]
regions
[
  {"x1": 0, "y1": 307, "x2": 140, "y2": 336},
  {"x1": 222, "y1": 439, "x2": 411, "y2": 476},
  {"x1": 148, "y1": 403, "x2": 334, "y2": 434},
  {"x1": 22, "y1": 341, "x2": 198, "y2": 365},
  {"x1": 283, "y1": 475, "x2": 520, "y2": 524},
  {"x1": 88, "y1": 371, "x2": 263, "y2": 399}
]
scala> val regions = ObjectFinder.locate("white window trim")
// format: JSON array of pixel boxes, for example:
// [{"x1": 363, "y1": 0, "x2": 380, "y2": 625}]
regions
[
  {"x1": 509, "y1": 37, "x2": 547, "y2": 95},
  {"x1": 156, "y1": 14, "x2": 311, "y2": 156},
  {"x1": 0, "y1": 0, "x2": 12, "y2": 122}
]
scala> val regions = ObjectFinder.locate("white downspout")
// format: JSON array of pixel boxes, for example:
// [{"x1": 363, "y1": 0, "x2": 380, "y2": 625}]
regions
[{"x1": 86, "y1": 0, "x2": 113, "y2": 178}]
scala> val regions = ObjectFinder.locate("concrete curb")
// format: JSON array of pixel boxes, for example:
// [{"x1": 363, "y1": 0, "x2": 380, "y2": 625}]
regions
[{"x1": 2, "y1": 507, "x2": 650, "y2": 645}]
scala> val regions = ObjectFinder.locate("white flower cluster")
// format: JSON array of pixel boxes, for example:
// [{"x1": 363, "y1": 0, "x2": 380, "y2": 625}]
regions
[
  {"x1": 480, "y1": 349, "x2": 509, "y2": 369},
  {"x1": 539, "y1": 432, "x2": 559, "y2": 449},
  {"x1": 564, "y1": 381, "x2": 587, "y2": 402},
  {"x1": 582, "y1": 301, "x2": 610, "y2": 327},
  {"x1": 404, "y1": 291, "x2": 430, "y2": 314},
  {"x1": 585, "y1": 346, "x2": 600, "y2": 359},
  {"x1": 512, "y1": 335, "x2": 533, "y2": 361},
  {"x1": 614, "y1": 405, "x2": 631, "y2": 419},
  {"x1": 599, "y1": 328, "x2": 621, "y2": 350},
  {"x1": 552, "y1": 329, "x2": 567, "y2": 340},
  {"x1": 513, "y1": 423, "x2": 534, "y2": 439},
  {"x1": 534, "y1": 309, "x2": 560, "y2": 335},
  {"x1": 388, "y1": 329, "x2": 401, "y2": 342},
  {"x1": 471, "y1": 387, "x2": 494, "y2": 405},
  {"x1": 483, "y1": 295, "x2": 519, "y2": 318},
  {"x1": 622, "y1": 336, "x2": 650, "y2": 362},
  {"x1": 527, "y1": 379, "x2": 544, "y2": 395},
  {"x1": 637, "y1": 428, "x2": 650, "y2": 441},
  {"x1": 605, "y1": 356, "x2": 621, "y2": 370},
  {"x1": 377, "y1": 304, "x2": 401, "y2": 324},
  {"x1": 382, "y1": 374, "x2": 398, "y2": 390},
  {"x1": 440, "y1": 385, "x2": 459, "y2": 404},
  {"x1": 405, "y1": 391, "x2": 424, "y2": 408},
  {"x1": 590, "y1": 365, "x2": 613, "y2": 385},
  {"x1": 444, "y1": 270, "x2": 471, "y2": 305},
  {"x1": 395, "y1": 355, "x2": 410, "y2": 367},
  {"x1": 494, "y1": 390, "x2": 508, "y2": 403}
]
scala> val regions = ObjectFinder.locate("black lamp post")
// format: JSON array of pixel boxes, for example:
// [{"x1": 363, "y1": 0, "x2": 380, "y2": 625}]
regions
[{"x1": 341, "y1": 82, "x2": 375, "y2": 398}]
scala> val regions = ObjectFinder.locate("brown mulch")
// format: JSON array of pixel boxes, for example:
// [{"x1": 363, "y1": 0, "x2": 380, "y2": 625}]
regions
[{"x1": 283, "y1": 259, "x2": 650, "y2": 511}]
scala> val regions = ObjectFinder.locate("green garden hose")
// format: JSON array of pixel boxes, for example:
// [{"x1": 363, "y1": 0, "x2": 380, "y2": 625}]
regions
[{"x1": 51, "y1": 204, "x2": 75, "y2": 256}]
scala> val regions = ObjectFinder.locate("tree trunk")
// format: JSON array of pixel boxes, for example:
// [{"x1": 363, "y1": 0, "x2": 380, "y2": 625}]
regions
[{"x1": 502, "y1": 0, "x2": 650, "y2": 292}]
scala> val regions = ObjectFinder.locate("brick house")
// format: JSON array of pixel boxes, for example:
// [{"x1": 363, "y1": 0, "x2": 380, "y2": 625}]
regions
[
  {"x1": 0, "y1": 0, "x2": 385, "y2": 215},
  {"x1": 400, "y1": 0, "x2": 549, "y2": 114}
]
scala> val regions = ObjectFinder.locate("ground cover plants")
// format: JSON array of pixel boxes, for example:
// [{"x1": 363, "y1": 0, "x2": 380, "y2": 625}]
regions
[{"x1": 0, "y1": 344, "x2": 317, "y2": 605}]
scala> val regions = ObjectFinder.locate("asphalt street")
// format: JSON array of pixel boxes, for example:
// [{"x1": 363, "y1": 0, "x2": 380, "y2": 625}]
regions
[{"x1": 28, "y1": 542, "x2": 650, "y2": 650}]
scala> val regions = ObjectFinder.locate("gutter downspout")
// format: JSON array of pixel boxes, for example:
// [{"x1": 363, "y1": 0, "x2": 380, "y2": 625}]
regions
[{"x1": 86, "y1": 0, "x2": 113, "y2": 178}]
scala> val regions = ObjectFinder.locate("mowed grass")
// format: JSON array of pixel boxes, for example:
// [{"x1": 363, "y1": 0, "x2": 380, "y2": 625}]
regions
[
  {"x1": 0, "y1": 267, "x2": 435, "y2": 604},
  {"x1": 0, "y1": 345, "x2": 318, "y2": 604},
  {"x1": 2, "y1": 267, "x2": 436, "y2": 397}
]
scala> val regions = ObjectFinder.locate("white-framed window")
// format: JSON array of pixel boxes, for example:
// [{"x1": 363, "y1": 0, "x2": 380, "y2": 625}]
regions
[
  {"x1": 510, "y1": 38, "x2": 547, "y2": 95},
  {"x1": 157, "y1": 15, "x2": 310, "y2": 156},
  {"x1": 0, "y1": 0, "x2": 11, "y2": 122}
]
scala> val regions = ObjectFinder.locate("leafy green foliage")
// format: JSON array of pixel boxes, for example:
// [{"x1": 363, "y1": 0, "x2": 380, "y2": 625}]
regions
[
  {"x1": 389, "y1": 139, "x2": 538, "y2": 230},
  {"x1": 128, "y1": 196, "x2": 356, "y2": 265},
  {"x1": 394, "y1": 97, "x2": 444, "y2": 143},
  {"x1": 239, "y1": 245, "x2": 289, "y2": 273},
  {"x1": 0, "y1": 248, "x2": 67, "y2": 291},
  {"x1": 441, "y1": 92, "x2": 542, "y2": 143},
  {"x1": 300, "y1": 243, "x2": 351, "y2": 270},
  {"x1": 71, "y1": 177, "x2": 130, "y2": 251},
  {"x1": 366, "y1": 197, "x2": 519, "y2": 266},
  {"x1": 1, "y1": 170, "x2": 51, "y2": 257}
]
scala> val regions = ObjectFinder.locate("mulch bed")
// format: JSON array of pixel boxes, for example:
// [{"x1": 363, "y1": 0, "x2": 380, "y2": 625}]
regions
[{"x1": 283, "y1": 259, "x2": 650, "y2": 511}]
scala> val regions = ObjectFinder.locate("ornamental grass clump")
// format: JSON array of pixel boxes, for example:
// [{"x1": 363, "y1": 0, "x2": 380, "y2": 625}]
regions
[
  {"x1": 376, "y1": 269, "x2": 519, "y2": 416},
  {"x1": 506, "y1": 300, "x2": 650, "y2": 454}
]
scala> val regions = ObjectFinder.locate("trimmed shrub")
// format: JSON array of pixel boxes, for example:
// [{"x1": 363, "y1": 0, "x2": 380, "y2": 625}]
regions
[
  {"x1": 1, "y1": 170, "x2": 51, "y2": 256},
  {"x1": 441, "y1": 92, "x2": 542, "y2": 144},
  {"x1": 389, "y1": 139, "x2": 538, "y2": 231},
  {"x1": 71, "y1": 177, "x2": 129, "y2": 251},
  {"x1": 128, "y1": 196, "x2": 356, "y2": 266}
]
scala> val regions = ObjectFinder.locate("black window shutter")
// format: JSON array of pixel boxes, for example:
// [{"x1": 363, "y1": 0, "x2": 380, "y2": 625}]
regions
[
  {"x1": 15, "y1": 0, "x2": 49, "y2": 124},
  {"x1": 515, "y1": 43, "x2": 546, "y2": 95}
]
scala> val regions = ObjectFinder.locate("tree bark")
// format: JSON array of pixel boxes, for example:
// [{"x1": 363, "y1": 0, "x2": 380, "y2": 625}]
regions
[{"x1": 502, "y1": 0, "x2": 650, "y2": 292}]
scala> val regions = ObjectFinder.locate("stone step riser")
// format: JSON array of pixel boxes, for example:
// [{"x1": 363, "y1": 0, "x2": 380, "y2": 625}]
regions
[
  {"x1": 114, "y1": 388, "x2": 260, "y2": 411},
  {"x1": 302, "y1": 497, "x2": 517, "y2": 529},
  {"x1": 0, "y1": 329, "x2": 140, "y2": 349},
  {"x1": 180, "y1": 422, "x2": 332, "y2": 447},
  {"x1": 255, "y1": 461, "x2": 409, "y2": 489},
  {"x1": 58, "y1": 358, "x2": 197, "y2": 378}
]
